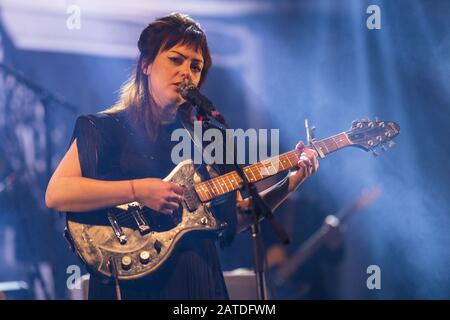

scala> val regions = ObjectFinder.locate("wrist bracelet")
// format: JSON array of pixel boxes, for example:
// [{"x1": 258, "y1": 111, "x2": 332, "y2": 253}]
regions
[{"x1": 130, "y1": 180, "x2": 137, "y2": 201}]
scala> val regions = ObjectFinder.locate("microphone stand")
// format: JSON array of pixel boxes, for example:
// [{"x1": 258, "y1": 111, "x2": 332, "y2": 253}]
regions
[
  {"x1": 233, "y1": 162, "x2": 272, "y2": 300},
  {"x1": 188, "y1": 101, "x2": 289, "y2": 300}
]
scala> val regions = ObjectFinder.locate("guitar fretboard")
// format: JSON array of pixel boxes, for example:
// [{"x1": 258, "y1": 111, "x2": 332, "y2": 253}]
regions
[
  {"x1": 312, "y1": 132, "x2": 352, "y2": 156},
  {"x1": 194, "y1": 132, "x2": 351, "y2": 202}
]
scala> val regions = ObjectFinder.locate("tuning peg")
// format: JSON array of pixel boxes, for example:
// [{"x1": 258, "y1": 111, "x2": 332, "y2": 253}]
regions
[
  {"x1": 380, "y1": 140, "x2": 396, "y2": 152},
  {"x1": 369, "y1": 122, "x2": 375, "y2": 128},
  {"x1": 372, "y1": 148, "x2": 379, "y2": 157},
  {"x1": 352, "y1": 120, "x2": 363, "y2": 128},
  {"x1": 387, "y1": 140, "x2": 396, "y2": 148}
]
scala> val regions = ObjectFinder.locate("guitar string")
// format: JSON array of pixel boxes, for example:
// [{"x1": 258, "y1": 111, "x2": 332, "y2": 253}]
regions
[
  {"x1": 112, "y1": 153, "x2": 299, "y2": 225},
  {"x1": 195, "y1": 151, "x2": 300, "y2": 199},
  {"x1": 108, "y1": 134, "x2": 356, "y2": 226},
  {"x1": 101, "y1": 129, "x2": 395, "y2": 232},
  {"x1": 111, "y1": 141, "x2": 336, "y2": 223}
]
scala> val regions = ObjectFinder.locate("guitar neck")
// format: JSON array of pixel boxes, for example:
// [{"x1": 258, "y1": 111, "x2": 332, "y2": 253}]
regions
[{"x1": 194, "y1": 132, "x2": 352, "y2": 202}]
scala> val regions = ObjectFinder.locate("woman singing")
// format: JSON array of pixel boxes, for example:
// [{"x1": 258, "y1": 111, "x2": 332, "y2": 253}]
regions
[{"x1": 45, "y1": 12, "x2": 318, "y2": 299}]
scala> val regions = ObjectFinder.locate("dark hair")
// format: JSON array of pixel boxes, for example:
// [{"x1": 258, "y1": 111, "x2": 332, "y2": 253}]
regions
[{"x1": 106, "y1": 13, "x2": 212, "y2": 141}]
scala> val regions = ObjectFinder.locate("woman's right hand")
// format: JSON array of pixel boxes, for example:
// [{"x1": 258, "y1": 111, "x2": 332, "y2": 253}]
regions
[{"x1": 133, "y1": 178, "x2": 185, "y2": 215}]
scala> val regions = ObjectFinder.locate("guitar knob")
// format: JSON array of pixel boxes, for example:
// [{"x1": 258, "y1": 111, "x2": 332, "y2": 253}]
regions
[
  {"x1": 121, "y1": 256, "x2": 132, "y2": 270},
  {"x1": 154, "y1": 240, "x2": 162, "y2": 254},
  {"x1": 139, "y1": 251, "x2": 150, "y2": 264},
  {"x1": 379, "y1": 122, "x2": 385, "y2": 128},
  {"x1": 200, "y1": 217, "x2": 209, "y2": 225},
  {"x1": 376, "y1": 136, "x2": 383, "y2": 142},
  {"x1": 368, "y1": 140, "x2": 374, "y2": 146}
]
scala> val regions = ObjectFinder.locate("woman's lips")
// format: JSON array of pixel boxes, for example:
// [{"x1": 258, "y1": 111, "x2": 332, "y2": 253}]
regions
[{"x1": 172, "y1": 84, "x2": 181, "y2": 92}]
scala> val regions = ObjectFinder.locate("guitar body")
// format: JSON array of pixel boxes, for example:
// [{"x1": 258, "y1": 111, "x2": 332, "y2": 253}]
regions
[{"x1": 66, "y1": 159, "x2": 226, "y2": 281}]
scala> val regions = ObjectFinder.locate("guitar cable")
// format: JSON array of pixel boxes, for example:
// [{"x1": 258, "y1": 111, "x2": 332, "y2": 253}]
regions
[{"x1": 108, "y1": 257, "x2": 122, "y2": 300}]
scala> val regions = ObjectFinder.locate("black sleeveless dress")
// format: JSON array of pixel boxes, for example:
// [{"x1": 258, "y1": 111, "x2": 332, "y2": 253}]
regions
[{"x1": 69, "y1": 110, "x2": 236, "y2": 299}]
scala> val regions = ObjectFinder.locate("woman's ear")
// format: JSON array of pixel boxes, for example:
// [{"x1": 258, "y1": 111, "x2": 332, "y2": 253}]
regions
[
  {"x1": 141, "y1": 57, "x2": 151, "y2": 75},
  {"x1": 142, "y1": 63, "x2": 151, "y2": 76}
]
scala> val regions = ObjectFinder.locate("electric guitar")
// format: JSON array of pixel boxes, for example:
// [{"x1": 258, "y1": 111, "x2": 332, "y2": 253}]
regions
[{"x1": 65, "y1": 118, "x2": 400, "y2": 280}]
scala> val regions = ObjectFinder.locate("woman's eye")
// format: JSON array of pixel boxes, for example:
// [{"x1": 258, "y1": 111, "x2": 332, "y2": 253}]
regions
[
  {"x1": 169, "y1": 57, "x2": 181, "y2": 64},
  {"x1": 191, "y1": 64, "x2": 202, "y2": 73}
]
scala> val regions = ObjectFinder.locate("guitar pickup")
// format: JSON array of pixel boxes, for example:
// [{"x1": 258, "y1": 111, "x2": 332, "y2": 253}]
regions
[
  {"x1": 183, "y1": 188, "x2": 200, "y2": 212},
  {"x1": 131, "y1": 210, "x2": 151, "y2": 234},
  {"x1": 107, "y1": 211, "x2": 127, "y2": 244}
]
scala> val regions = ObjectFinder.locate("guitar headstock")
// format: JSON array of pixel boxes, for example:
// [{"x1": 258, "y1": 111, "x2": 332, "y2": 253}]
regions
[{"x1": 346, "y1": 118, "x2": 400, "y2": 156}]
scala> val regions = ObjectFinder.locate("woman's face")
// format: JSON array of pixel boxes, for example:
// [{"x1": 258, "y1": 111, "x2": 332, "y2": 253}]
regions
[{"x1": 143, "y1": 43, "x2": 204, "y2": 117}]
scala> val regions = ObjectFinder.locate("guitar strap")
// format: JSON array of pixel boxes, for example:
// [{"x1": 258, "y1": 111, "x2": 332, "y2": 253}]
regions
[
  {"x1": 176, "y1": 103, "x2": 232, "y2": 186},
  {"x1": 177, "y1": 104, "x2": 238, "y2": 247}
]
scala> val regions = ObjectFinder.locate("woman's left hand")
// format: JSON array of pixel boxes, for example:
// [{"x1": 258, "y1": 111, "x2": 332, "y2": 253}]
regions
[{"x1": 288, "y1": 140, "x2": 319, "y2": 191}]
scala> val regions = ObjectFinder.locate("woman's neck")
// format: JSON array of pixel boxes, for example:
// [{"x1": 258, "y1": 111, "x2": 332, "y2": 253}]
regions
[
  {"x1": 160, "y1": 100, "x2": 192, "y2": 124},
  {"x1": 160, "y1": 105, "x2": 177, "y2": 124}
]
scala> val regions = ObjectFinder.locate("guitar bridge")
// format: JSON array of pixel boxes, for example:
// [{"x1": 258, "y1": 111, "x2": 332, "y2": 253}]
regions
[
  {"x1": 107, "y1": 211, "x2": 127, "y2": 244},
  {"x1": 183, "y1": 188, "x2": 200, "y2": 212},
  {"x1": 131, "y1": 209, "x2": 151, "y2": 235}
]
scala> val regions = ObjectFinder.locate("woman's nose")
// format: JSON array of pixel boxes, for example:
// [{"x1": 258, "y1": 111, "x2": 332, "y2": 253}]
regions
[{"x1": 179, "y1": 62, "x2": 193, "y2": 82}]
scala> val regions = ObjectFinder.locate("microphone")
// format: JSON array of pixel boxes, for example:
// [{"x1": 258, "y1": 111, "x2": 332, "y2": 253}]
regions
[{"x1": 179, "y1": 81, "x2": 227, "y2": 126}]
